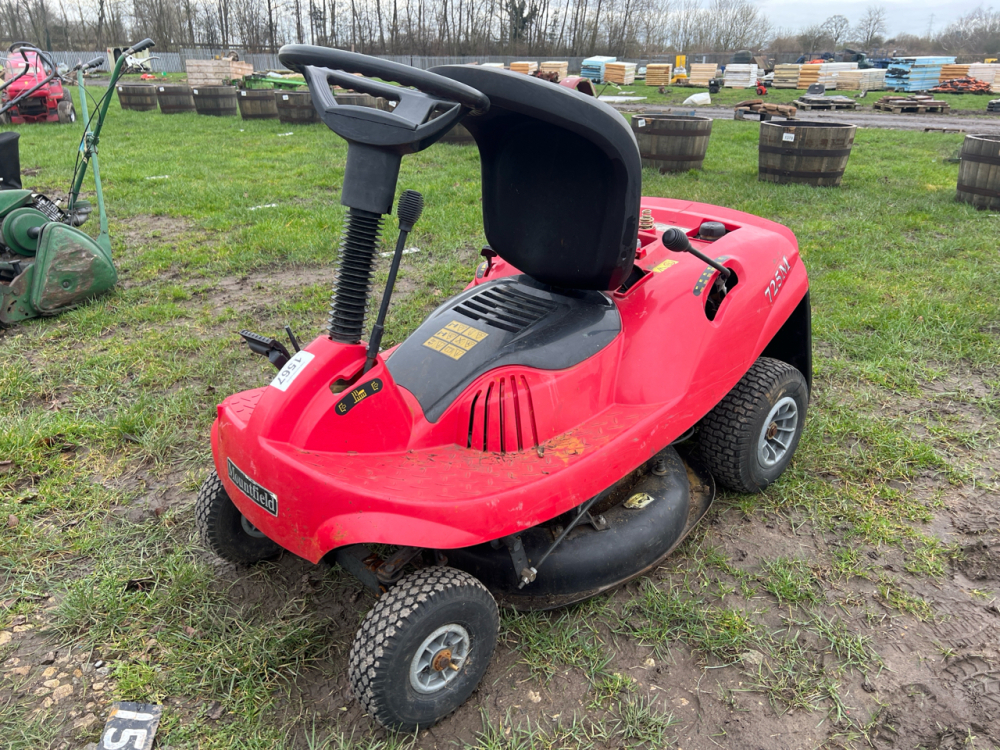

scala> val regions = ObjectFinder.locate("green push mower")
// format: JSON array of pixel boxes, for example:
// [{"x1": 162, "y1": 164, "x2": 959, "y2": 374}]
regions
[{"x1": 0, "y1": 37, "x2": 154, "y2": 326}]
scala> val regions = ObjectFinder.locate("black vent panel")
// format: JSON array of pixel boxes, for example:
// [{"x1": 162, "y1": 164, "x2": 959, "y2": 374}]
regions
[{"x1": 454, "y1": 284, "x2": 559, "y2": 334}]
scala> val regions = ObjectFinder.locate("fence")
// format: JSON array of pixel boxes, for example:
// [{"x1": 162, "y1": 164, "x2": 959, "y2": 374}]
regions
[{"x1": 19, "y1": 49, "x2": 805, "y2": 76}]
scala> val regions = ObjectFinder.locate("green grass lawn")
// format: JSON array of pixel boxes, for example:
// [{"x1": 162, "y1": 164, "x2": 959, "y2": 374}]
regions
[{"x1": 1, "y1": 83, "x2": 998, "y2": 749}]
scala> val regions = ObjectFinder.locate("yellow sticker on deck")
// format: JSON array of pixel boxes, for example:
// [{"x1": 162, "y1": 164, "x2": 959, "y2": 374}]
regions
[
  {"x1": 423, "y1": 321, "x2": 489, "y2": 360},
  {"x1": 652, "y1": 259, "x2": 678, "y2": 273}
]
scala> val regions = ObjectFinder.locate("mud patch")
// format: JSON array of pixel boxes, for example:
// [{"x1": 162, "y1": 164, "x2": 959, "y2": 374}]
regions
[{"x1": 958, "y1": 541, "x2": 1000, "y2": 581}]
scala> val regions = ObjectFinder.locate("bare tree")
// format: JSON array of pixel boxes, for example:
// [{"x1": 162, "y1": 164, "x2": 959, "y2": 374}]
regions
[
  {"x1": 853, "y1": 5, "x2": 886, "y2": 50},
  {"x1": 821, "y1": 14, "x2": 849, "y2": 48}
]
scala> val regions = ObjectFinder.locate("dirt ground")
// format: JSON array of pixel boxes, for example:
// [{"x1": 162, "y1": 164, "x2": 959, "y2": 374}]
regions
[{"x1": 3, "y1": 345, "x2": 999, "y2": 749}]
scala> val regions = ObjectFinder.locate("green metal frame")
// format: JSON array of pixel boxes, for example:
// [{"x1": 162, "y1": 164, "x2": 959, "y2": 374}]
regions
[{"x1": 66, "y1": 49, "x2": 134, "y2": 255}]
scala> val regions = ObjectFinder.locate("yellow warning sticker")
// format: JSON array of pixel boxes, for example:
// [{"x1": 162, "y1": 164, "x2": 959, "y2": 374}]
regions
[
  {"x1": 652, "y1": 259, "x2": 678, "y2": 273},
  {"x1": 423, "y1": 321, "x2": 489, "y2": 360}
]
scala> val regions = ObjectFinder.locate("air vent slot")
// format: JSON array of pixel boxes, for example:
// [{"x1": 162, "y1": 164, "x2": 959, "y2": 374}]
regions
[
  {"x1": 465, "y1": 375, "x2": 538, "y2": 453},
  {"x1": 455, "y1": 285, "x2": 559, "y2": 334}
]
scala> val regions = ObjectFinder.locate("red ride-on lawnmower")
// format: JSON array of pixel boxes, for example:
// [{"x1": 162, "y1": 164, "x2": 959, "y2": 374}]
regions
[
  {"x1": 0, "y1": 43, "x2": 75, "y2": 125},
  {"x1": 197, "y1": 45, "x2": 812, "y2": 730}
]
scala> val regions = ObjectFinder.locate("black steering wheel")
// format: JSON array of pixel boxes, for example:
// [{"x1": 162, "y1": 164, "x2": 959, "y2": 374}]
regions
[{"x1": 277, "y1": 45, "x2": 488, "y2": 152}]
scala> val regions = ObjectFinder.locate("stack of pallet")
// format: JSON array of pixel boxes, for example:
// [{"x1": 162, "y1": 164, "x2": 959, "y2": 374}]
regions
[
  {"x1": 581, "y1": 56, "x2": 616, "y2": 83},
  {"x1": 796, "y1": 64, "x2": 822, "y2": 88},
  {"x1": 510, "y1": 61, "x2": 538, "y2": 75},
  {"x1": 185, "y1": 58, "x2": 254, "y2": 86},
  {"x1": 835, "y1": 68, "x2": 887, "y2": 90},
  {"x1": 734, "y1": 99, "x2": 797, "y2": 117},
  {"x1": 645, "y1": 64, "x2": 672, "y2": 85},
  {"x1": 817, "y1": 62, "x2": 859, "y2": 88},
  {"x1": 939, "y1": 64, "x2": 970, "y2": 81},
  {"x1": 723, "y1": 64, "x2": 758, "y2": 88},
  {"x1": 688, "y1": 64, "x2": 718, "y2": 86},
  {"x1": 793, "y1": 93, "x2": 857, "y2": 111},
  {"x1": 772, "y1": 64, "x2": 801, "y2": 88},
  {"x1": 604, "y1": 62, "x2": 637, "y2": 84},
  {"x1": 873, "y1": 94, "x2": 950, "y2": 113},
  {"x1": 885, "y1": 56, "x2": 957, "y2": 91},
  {"x1": 968, "y1": 63, "x2": 1000, "y2": 92},
  {"x1": 989, "y1": 99, "x2": 1000, "y2": 112},
  {"x1": 539, "y1": 61, "x2": 568, "y2": 80}
]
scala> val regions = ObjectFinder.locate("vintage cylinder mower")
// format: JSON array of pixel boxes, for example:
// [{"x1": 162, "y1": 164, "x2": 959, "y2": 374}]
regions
[{"x1": 197, "y1": 45, "x2": 812, "y2": 730}]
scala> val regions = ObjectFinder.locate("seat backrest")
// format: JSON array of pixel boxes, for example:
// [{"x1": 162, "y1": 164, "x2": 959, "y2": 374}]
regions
[{"x1": 432, "y1": 65, "x2": 641, "y2": 291}]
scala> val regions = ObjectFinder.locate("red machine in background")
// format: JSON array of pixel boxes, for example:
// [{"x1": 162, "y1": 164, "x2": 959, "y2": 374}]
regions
[{"x1": 1, "y1": 43, "x2": 75, "y2": 125}]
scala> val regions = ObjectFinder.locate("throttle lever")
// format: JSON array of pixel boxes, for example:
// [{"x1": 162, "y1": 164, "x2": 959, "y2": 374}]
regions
[{"x1": 661, "y1": 227, "x2": 731, "y2": 282}]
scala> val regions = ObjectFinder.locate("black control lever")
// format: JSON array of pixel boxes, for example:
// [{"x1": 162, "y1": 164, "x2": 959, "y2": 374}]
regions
[
  {"x1": 239, "y1": 330, "x2": 292, "y2": 370},
  {"x1": 661, "y1": 227, "x2": 731, "y2": 282},
  {"x1": 364, "y1": 189, "x2": 424, "y2": 373}
]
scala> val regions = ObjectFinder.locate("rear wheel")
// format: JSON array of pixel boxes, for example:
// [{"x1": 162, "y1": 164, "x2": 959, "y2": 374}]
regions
[
  {"x1": 57, "y1": 100, "x2": 75, "y2": 124},
  {"x1": 697, "y1": 357, "x2": 808, "y2": 493},
  {"x1": 349, "y1": 566, "x2": 499, "y2": 730},
  {"x1": 195, "y1": 470, "x2": 281, "y2": 563}
]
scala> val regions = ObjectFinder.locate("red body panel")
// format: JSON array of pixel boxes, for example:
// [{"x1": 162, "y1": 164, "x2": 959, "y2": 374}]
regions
[
  {"x1": 2, "y1": 50, "x2": 64, "y2": 123},
  {"x1": 212, "y1": 198, "x2": 808, "y2": 563}
]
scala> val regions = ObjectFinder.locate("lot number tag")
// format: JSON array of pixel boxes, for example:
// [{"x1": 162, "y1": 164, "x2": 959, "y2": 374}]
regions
[
  {"x1": 782, "y1": 132, "x2": 795, "y2": 142},
  {"x1": 100, "y1": 702, "x2": 161, "y2": 750},
  {"x1": 270, "y1": 350, "x2": 315, "y2": 392}
]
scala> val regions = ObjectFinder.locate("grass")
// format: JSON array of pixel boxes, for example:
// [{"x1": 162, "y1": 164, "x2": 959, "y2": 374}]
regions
[{"x1": 1, "y1": 76, "x2": 997, "y2": 748}]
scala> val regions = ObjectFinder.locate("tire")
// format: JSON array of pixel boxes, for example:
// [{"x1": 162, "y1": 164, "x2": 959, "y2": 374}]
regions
[
  {"x1": 349, "y1": 566, "x2": 499, "y2": 730},
  {"x1": 57, "y1": 101, "x2": 75, "y2": 124},
  {"x1": 195, "y1": 470, "x2": 281, "y2": 564},
  {"x1": 697, "y1": 357, "x2": 808, "y2": 493}
]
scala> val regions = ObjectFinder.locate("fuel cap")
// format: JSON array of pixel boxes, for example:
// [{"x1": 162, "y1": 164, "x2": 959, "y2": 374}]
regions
[{"x1": 699, "y1": 221, "x2": 726, "y2": 240}]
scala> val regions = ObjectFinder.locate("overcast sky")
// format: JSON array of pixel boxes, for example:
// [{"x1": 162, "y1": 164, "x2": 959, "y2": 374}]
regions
[{"x1": 756, "y1": 0, "x2": 982, "y2": 37}]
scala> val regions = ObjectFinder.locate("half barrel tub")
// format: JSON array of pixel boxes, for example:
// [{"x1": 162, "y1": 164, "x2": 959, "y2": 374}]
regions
[
  {"x1": 275, "y1": 91, "x2": 319, "y2": 124},
  {"x1": 758, "y1": 121, "x2": 856, "y2": 187},
  {"x1": 192, "y1": 85, "x2": 238, "y2": 117},
  {"x1": 156, "y1": 84, "x2": 196, "y2": 114},
  {"x1": 439, "y1": 122, "x2": 474, "y2": 145},
  {"x1": 630, "y1": 115, "x2": 712, "y2": 172},
  {"x1": 237, "y1": 88, "x2": 279, "y2": 120},
  {"x1": 956, "y1": 134, "x2": 1000, "y2": 211},
  {"x1": 116, "y1": 84, "x2": 157, "y2": 111}
]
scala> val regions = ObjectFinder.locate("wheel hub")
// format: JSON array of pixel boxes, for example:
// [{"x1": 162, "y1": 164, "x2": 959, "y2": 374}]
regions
[
  {"x1": 409, "y1": 624, "x2": 470, "y2": 694},
  {"x1": 240, "y1": 515, "x2": 267, "y2": 538},
  {"x1": 757, "y1": 396, "x2": 798, "y2": 468},
  {"x1": 431, "y1": 649, "x2": 454, "y2": 672}
]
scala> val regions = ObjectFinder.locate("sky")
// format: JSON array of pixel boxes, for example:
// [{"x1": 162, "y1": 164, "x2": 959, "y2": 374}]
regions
[{"x1": 755, "y1": 0, "x2": 984, "y2": 38}]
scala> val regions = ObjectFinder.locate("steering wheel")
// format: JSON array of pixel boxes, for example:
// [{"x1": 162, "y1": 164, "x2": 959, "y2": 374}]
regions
[{"x1": 277, "y1": 44, "x2": 489, "y2": 153}]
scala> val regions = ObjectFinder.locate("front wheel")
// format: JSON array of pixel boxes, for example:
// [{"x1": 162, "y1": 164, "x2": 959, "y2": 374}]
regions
[
  {"x1": 697, "y1": 357, "x2": 808, "y2": 493},
  {"x1": 195, "y1": 470, "x2": 281, "y2": 564},
  {"x1": 349, "y1": 566, "x2": 499, "y2": 730},
  {"x1": 57, "y1": 100, "x2": 75, "y2": 124}
]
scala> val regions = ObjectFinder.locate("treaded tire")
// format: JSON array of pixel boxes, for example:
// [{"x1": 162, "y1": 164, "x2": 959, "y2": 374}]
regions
[
  {"x1": 349, "y1": 566, "x2": 499, "y2": 730},
  {"x1": 195, "y1": 469, "x2": 281, "y2": 564},
  {"x1": 57, "y1": 100, "x2": 75, "y2": 124},
  {"x1": 697, "y1": 357, "x2": 808, "y2": 493}
]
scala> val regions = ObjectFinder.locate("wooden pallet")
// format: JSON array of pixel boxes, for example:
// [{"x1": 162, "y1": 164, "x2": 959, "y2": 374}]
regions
[
  {"x1": 873, "y1": 101, "x2": 950, "y2": 113},
  {"x1": 793, "y1": 99, "x2": 857, "y2": 111}
]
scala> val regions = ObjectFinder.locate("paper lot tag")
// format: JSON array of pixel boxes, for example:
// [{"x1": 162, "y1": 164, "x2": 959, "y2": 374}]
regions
[
  {"x1": 270, "y1": 350, "x2": 314, "y2": 391},
  {"x1": 100, "y1": 702, "x2": 161, "y2": 750}
]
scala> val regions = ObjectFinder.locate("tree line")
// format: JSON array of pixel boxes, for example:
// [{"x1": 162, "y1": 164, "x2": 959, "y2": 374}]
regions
[{"x1": 2, "y1": 0, "x2": 997, "y2": 59}]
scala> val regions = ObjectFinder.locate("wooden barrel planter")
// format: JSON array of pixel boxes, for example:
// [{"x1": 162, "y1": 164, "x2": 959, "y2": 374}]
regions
[
  {"x1": 758, "y1": 121, "x2": 856, "y2": 187},
  {"x1": 192, "y1": 85, "x2": 238, "y2": 117},
  {"x1": 275, "y1": 91, "x2": 319, "y2": 124},
  {"x1": 439, "y1": 122, "x2": 474, "y2": 145},
  {"x1": 116, "y1": 84, "x2": 157, "y2": 111},
  {"x1": 630, "y1": 115, "x2": 712, "y2": 172},
  {"x1": 956, "y1": 134, "x2": 1000, "y2": 210},
  {"x1": 334, "y1": 92, "x2": 378, "y2": 108},
  {"x1": 156, "y1": 84, "x2": 195, "y2": 114},
  {"x1": 237, "y1": 88, "x2": 279, "y2": 120}
]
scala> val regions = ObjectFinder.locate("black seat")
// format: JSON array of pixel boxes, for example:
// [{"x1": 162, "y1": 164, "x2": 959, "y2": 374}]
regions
[{"x1": 431, "y1": 66, "x2": 641, "y2": 292}]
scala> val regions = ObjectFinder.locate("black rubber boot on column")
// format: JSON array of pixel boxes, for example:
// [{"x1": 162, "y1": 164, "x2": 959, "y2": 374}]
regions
[{"x1": 0, "y1": 132, "x2": 22, "y2": 190}]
